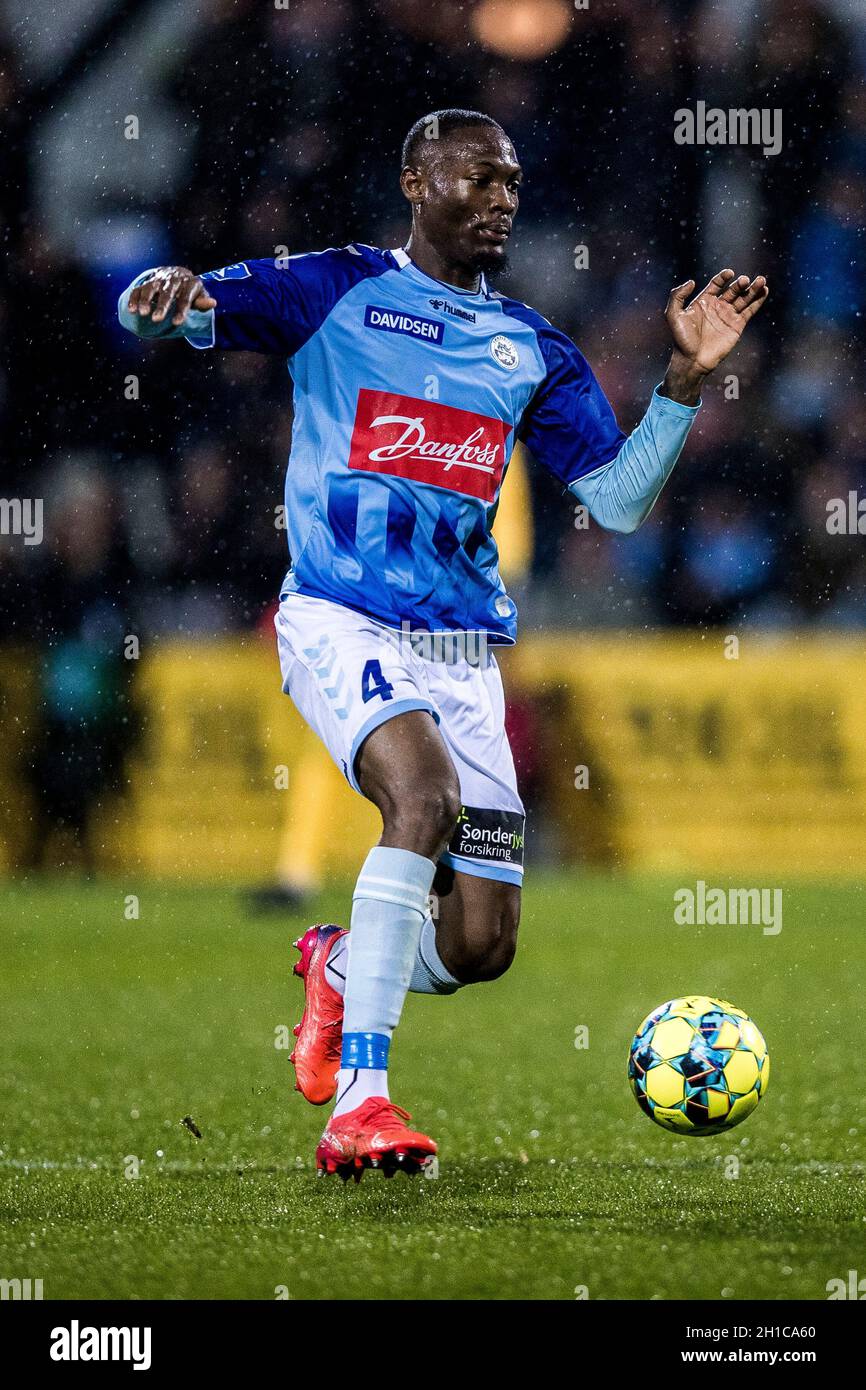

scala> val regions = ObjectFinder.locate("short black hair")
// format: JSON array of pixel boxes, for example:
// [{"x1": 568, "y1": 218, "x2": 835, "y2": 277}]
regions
[{"x1": 401, "y1": 109, "x2": 504, "y2": 170}]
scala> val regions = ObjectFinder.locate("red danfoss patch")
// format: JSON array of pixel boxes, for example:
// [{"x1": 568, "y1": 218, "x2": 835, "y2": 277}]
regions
[{"x1": 348, "y1": 389, "x2": 511, "y2": 502}]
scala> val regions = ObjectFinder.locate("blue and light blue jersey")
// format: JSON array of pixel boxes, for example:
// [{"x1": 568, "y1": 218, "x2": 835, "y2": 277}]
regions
[{"x1": 119, "y1": 244, "x2": 634, "y2": 641}]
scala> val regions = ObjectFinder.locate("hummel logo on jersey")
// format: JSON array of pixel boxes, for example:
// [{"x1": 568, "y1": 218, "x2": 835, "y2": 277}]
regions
[
  {"x1": 348, "y1": 389, "x2": 510, "y2": 502},
  {"x1": 364, "y1": 305, "x2": 444, "y2": 343},
  {"x1": 428, "y1": 298, "x2": 477, "y2": 323}
]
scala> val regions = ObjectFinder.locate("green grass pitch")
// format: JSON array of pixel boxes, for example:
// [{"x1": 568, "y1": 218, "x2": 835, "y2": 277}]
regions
[{"x1": 1, "y1": 873, "x2": 863, "y2": 1301}]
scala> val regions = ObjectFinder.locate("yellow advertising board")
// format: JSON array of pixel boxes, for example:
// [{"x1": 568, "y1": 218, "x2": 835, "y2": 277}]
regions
[
  {"x1": 124, "y1": 638, "x2": 379, "y2": 880},
  {"x1": 0, "y1": 649, "x2": 37, "y2": 873},
  {"x1": 1, "y1": 634, "x2": 864, "y2": 879},
  {"x1": 508, "y1": 633, "x2": 866, "y2": 876}
]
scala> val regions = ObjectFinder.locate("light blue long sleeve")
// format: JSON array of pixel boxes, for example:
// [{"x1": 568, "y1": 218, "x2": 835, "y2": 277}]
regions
[
  {"x1": 569, "y1": 385, "x2": 700, "y2": 533},
  {"x1": 117, "y1": 270, "x2": 215, "y2": 346}
]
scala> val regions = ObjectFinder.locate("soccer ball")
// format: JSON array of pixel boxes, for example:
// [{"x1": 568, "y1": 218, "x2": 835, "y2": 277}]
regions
[{"x1": 628, "y1": 995, "x2": 769, "y2": 1135}]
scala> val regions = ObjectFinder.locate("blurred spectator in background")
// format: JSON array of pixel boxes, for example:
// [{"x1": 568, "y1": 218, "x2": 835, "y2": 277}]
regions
[{"x1": 19, "y1": 464, "x2": 138, "y2": 872}]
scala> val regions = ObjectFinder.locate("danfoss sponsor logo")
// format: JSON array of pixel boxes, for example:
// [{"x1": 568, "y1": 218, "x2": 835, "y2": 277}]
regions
[
  {"x1": 349, "y1": 389, "x2": 510, "y2": 501},
  {"x1": 368, "y1": 422, "x2": 498, "y2": 469}
]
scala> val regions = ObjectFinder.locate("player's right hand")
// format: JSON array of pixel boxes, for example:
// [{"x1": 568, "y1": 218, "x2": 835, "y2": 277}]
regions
[{"x1": 126, "y1": 267, "x2": 217, "y2": 327}]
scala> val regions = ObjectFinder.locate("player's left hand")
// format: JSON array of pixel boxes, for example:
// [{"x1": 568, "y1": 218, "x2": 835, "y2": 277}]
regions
[{"x1": 665, "y1": 269, "x2": 769, "y2": 375}]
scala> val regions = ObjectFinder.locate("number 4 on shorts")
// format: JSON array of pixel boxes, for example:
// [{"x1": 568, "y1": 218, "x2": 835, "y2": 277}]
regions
[{"x1": 361, "y1": 658, "x2": 394, "y2": 704}]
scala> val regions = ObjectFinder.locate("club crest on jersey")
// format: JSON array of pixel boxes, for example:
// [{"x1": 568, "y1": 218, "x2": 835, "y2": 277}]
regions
[
  {"x1": 364, "y1": 305, "x2": 444, "y2": 344},
  {"x1": 348, "y1": 389, "x2": 510, "y2": 502},
  {"x1": 489, "y1": 334, "x2": 519, "y2": 370}
]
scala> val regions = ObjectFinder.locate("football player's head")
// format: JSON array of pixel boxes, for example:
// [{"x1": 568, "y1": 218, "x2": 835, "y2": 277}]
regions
[{"x1": 400, "y1": 109, "x2": 521, "y2": 277}]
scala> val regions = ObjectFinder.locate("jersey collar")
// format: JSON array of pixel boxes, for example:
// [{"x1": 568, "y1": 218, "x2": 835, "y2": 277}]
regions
[{"x1": 390, "y1": 247, "x2": 489, "y2": 300}]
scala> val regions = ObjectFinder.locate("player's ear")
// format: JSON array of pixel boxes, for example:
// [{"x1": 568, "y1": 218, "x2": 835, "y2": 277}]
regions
[{"x1": 400, "y1": 165, "x2": 425, "y2": 207}]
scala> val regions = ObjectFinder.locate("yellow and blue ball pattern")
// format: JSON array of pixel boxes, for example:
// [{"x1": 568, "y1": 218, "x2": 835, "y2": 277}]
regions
[{"x1": 628, "y1": 995, "x2": 769, "y2": 1135}]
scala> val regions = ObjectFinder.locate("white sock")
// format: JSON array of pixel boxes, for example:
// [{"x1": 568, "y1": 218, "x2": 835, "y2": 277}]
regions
[
  {"x1": 324, "y1": 937, "x2": 348, "y2": 994},
  {"x1": 332, "y1": 1063, "x2": 391, "y2": 1115},
  {"x1": 410, "y1": 913, "x2": 462, "y2": 994},
  {"x1": 327, "y1": 915, "x2": 461, "y2": 998},
  {"x1": 333, "y1": 846, "x2": 435, "y2": 1118}
]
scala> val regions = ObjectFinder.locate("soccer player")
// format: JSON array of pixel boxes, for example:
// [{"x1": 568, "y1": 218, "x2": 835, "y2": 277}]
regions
[{"x1": 119, "y1": 108, "x2": 768, "y2": 1180}]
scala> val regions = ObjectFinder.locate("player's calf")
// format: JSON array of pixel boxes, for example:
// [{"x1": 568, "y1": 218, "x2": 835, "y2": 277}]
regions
[
  {"x1": 432, "y1": 870, "x2": 520, "y2": 984},
  {"x1": 448, "y1": 906, "x2": 519, "y2": 981}
]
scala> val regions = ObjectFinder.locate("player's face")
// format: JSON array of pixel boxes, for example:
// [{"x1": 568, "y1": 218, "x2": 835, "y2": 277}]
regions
[{"x1": 415, "y1": 128, "x2": 522, "y2": 276}]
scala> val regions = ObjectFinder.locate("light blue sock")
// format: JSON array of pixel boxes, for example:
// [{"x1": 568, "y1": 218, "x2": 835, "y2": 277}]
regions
[
  {"x1": 410, "y1": 913, "x2": 462, "y2": 995},
  {"x1": 327, "y1": 914, "x2": 461, "y2": 997},
  {"x1": 334, "y1": 846, "x2": 435, "y2": 1116}
]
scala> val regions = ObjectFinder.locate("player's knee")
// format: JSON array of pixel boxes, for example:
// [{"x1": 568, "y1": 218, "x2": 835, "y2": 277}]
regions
[
  {"x1": 383, "y1": 775, "x2": 461, "y2": 859},
  {"x1": 417, "y1": 779, "x2": 462, "y2": 852}
]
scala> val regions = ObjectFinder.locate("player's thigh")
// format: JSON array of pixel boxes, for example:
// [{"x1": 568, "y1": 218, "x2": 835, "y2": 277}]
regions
[
  {"x1": 430, "y1": 651, "x2": 526, "y2": 889},
  {"x1": 355, "y1": 708, "x2": 461, "y2": 855},
  {"x1": 275, "y1": 592, "x2": 433, "y2": 793},
  {"x1": 275, "y1": 594, "x2": 460, "y2": 855},
  {"x1": 426, "y1": 649, "x2": 525, "y2": 977}
]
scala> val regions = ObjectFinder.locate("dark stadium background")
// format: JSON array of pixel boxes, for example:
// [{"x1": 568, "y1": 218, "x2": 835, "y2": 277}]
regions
[
  {"x1": 0, "y1": 0, "x2": 864, "y2": 867},
  {"x1": 3, "y1": 1, "x2": 866, "y2": 1314}
]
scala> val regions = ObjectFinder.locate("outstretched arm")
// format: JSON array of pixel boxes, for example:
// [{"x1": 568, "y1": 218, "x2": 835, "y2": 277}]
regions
[
  {"x1": 659, "y1": 268, "x2": 769, "y2": 406},
  {"x1": 118, "y1": 266, "x2": 217, "y2": 341},
  {"x1": 117, "y1": 256, "x2": 330, "y2": 355},
  {"x1": 572, "y1": 268, "x2": 769, "y2": 533}
]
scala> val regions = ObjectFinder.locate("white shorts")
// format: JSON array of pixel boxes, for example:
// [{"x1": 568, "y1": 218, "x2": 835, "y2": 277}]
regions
[{"x1": 274, "y1": 592, "x2": 525, "y2": 886}]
